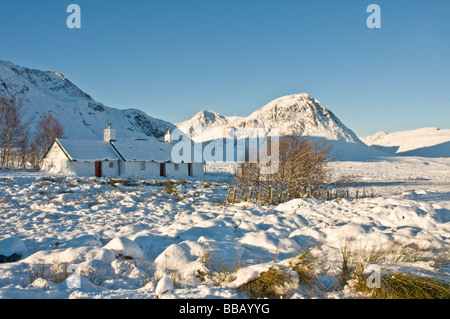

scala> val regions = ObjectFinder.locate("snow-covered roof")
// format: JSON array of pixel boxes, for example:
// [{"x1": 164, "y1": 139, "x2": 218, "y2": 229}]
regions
[
  {"x1": 52, "y1": 137, "x2": 201, "y2": 163},
  {"x1": 111, "y1": 138, "x2": 173, "y2": 162},
  {"x1": 56, "y1": 139, "x2": 123, "y2": 162}
]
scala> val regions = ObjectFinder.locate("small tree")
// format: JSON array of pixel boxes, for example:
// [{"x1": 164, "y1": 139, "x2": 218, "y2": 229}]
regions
[
  {"x1": 35, "y1": 113, "x2": 65, "y2": 154},
  {"x1": 28, "y1": 141, "x2": 42, "y2": 170},
  {"x1": 230, "y1": 135, "x2": 332, "y2": 205},
  {"x1": 0, "y1": 97, "x2": 29, "y2": 167}
]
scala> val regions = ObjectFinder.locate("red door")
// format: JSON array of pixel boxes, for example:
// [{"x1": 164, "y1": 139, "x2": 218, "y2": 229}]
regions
[
  {"x1": 95, "y1": 161, "x2": 102, "y2": 177},
  {"x1": 160, "y1": 163, "x2": 165, "y2": 177}
]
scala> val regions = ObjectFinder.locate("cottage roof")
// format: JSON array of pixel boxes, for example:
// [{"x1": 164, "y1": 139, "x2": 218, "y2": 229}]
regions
[
  {"x1": 56, "y1": 139, "x2": 123, "y2": 162},
  {"x1": 51, "y1": 137, "x2": 201, "y2": 163},
  {"x1": 111, "y1": 138, "x2": 173, "y2": 162}
]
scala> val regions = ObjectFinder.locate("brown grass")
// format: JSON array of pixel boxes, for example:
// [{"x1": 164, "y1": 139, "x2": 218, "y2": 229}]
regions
[
  {"x1": 339, "y1": 237, "x2": 450, "y2": 299},
  {"x1": 238, "y1": 267, "x2": 293, "y2": 299}
]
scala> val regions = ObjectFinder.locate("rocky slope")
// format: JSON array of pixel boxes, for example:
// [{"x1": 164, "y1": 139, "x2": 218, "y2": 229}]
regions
[{"x1": 0, "y1": 60, "x2": 175, "y2": 140}]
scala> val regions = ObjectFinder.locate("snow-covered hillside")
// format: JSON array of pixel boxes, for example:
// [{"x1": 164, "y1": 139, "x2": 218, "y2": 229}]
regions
[
  {"x1": 178, "y1": 93, "x2": 385, "y2": 160},
  {"x1": 0, "y1": 60, "x2": 175, "y2": 140},
  {"x1": 361, "y1": 127, "x2": 450, "y2": 157},
  {"x1": 0, "y1": 157, "x2": 449, "y2": 299}
]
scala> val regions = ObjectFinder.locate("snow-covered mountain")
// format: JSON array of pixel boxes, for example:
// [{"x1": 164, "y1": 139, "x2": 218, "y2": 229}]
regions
[
  {"x1": 0, "y1": 60, "x2": 175, "y2": 140},
  {"x1": 177, "y1": 93, "x2": 362, "y2": 143},
  {"x1": 177, "y1": 93, "x2": 383, "y2": 160},
  {"x1": 361, "y1": 127, "x2": 450, "y2": 157}
]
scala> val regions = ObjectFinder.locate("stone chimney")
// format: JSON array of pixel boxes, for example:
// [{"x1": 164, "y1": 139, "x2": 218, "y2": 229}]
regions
[{"x1": 104, "y1": 123, "x2": 117, "y2": 142}]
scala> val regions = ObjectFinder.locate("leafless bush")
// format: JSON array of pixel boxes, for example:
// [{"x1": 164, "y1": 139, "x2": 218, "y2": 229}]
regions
[
  {"x1": 228, "y1": 135, "x2": 332, "y2": 205},
  {"x1": 0, "y1": 97, "x2": 64, "y2": 169}
]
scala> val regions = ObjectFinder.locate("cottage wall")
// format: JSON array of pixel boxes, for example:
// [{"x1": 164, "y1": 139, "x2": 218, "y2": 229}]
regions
[
  {"x1": 42, "y1": 142, "x2": 67, "y2": 161},
  {"x1": 68, "y1": 162, "x2": 95, "y2": 177},
  {"x1": 101, "y1": 161, "x2": 121, "y2": 177},
  {"x1": 68, "y1": 161, "x2": 120, "y2": 177},
  {"x1": 41, "y1": 158, "x2": 72, "y2": 175},
  {"x1": 122, "y1": 161, "x2": 161, "y2": 178},
  {"x1": 191, "y1": 163, "x2": 205, "y2": 177},
  {"x1": 165, "y1": 163, "x2": 189, "y2": 178},
  {"x1": 41, "y1": 143, "x2": 74, "y2": 175}
]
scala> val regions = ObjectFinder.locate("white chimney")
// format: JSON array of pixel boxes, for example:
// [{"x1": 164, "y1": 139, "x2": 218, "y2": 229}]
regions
[
  {"x1": 104, "y1": 123, "x2": 117, "y2": 142},
  {"x1": 164, "y1": 129, "x2": 172, "y2": 143}
]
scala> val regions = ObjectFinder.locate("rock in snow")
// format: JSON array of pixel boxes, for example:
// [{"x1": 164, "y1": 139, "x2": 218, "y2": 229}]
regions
[
  {"x1": 155, "y1": 275, "x2": 174, "y2": 298},
  {"x1": 153, "y1": 242, "x2": 208, "y2": 285},
  {"x1": 103, "y1": 237, "x2": 144, "y2": 259},
  {"x1": 0, "y1": 237, "x2": 27, "y2": 263}
]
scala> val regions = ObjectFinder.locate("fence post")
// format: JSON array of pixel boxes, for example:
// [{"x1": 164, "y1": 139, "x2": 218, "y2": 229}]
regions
[{"x1": 269, "y1": 186, "x2": 273, "y2": 205}]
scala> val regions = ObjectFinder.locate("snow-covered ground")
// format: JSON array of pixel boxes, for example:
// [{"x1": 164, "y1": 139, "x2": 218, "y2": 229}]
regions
[{"x1": 0, "y1": 156, "x2": 448, "y2": 299}]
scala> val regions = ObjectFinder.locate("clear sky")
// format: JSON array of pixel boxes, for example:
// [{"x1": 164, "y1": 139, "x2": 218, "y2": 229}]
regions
[{"x1": 1, "y1": 0, "x2": 449, "y2": 137}]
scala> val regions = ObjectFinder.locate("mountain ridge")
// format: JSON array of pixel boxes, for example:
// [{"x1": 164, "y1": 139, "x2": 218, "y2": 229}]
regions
[
  {"x1": 0, "y1": 60, "x2": 175, "y2": 140},
  {"x1": 0, "y1": 60, "x2": 391, "y2": 160}
]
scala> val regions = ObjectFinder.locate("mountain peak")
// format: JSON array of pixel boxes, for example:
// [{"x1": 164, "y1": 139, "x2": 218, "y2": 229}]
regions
[
  {"x1": 196, "y1": 109, "x2": 224, "y2": 119},
  {"x1": 193, "y1": 109, "x2": 231, "y2": 125},
  {"x1": 255, "y1": 93, "x2": 326, "y2": 114},
  {"x1": 177, "y1": 93, "x2": 362, "y2": 144},
  {"x1": 51, "y1": 71, "x2": 66, "y2": 81}
]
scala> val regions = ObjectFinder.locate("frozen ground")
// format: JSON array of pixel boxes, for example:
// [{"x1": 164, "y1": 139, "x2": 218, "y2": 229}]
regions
[{"x1": 0, "y1": 156, "x2": 449, "y2": 299}]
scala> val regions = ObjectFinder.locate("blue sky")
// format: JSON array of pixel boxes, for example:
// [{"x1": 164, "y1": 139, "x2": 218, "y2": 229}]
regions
[{"x1": 1, "y1": 0, "x2": 449, "y2": 137}]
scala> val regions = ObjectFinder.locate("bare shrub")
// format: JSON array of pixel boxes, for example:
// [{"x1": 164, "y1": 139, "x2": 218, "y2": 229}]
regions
[{"x1": 228, "y1": 135, "x2": 332, "y2": 205}]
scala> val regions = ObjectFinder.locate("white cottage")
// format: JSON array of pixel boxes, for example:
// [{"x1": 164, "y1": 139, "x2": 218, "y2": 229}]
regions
[{"x1": 41, "y1": 125, "x2": 205, "y2": 178}]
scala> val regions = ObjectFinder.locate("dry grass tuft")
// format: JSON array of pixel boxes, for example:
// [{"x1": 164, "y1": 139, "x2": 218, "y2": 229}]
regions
[
  {"x1": 339, "y1": 237, "x2": 450, "y2": 299},
  {"x1": 25, "y1": 262, "x2": 71, "y2": 287},
  {"x1": 353, "y1": 272, "x2": 450, "y2": 299},
  {"x1": 238, "y1": 267, "x2": 293, "y2": 299}
]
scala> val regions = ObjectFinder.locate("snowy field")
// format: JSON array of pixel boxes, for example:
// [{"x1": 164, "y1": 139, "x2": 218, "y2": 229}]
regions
[{"x1": 0, "y1": 156, "x2": 449, "y2": 299}]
